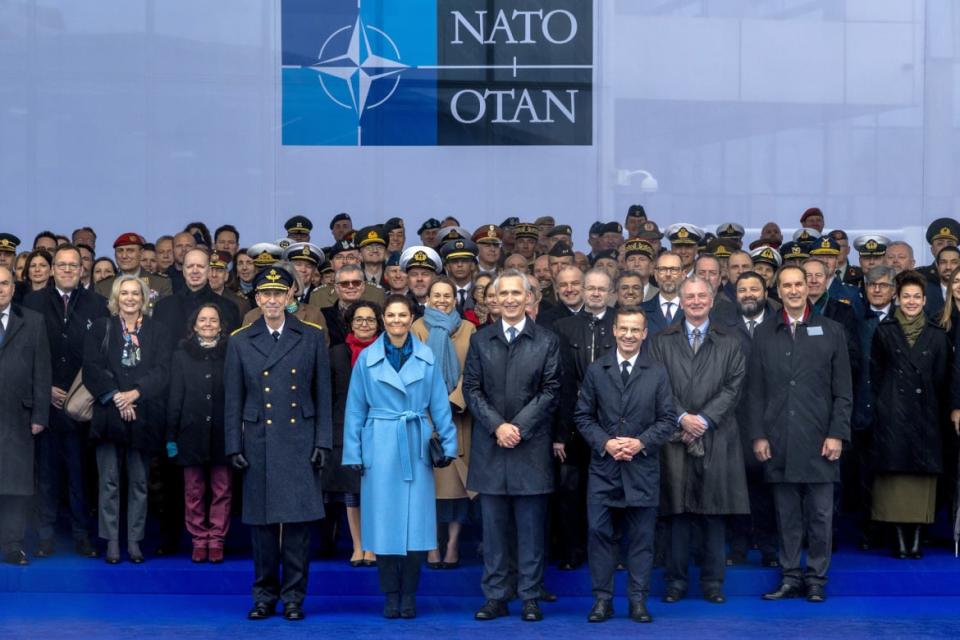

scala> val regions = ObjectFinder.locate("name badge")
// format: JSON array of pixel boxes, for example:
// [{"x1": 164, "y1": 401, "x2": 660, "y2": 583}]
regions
[{"x1": 807, "y1": 326, "x2": 824, "y2": 337}]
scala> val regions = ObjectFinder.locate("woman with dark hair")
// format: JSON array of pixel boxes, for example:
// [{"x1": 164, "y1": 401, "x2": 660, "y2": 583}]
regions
[
  {"x1": 326, "y1": 300, "x2": 383, "y2": 567},
  {"x1": 92, "y1": 257, "x2": 117, "y2": 284},
  {"x1": 343, "y1": 293, "x2": 458, "y2": 619},
  {"x1": 870, "y1": 270, "x2": 951, "y2": 559},
  {"x1": 938, "y1": 266, "x2": 960, "y2": 345},
  {"x1": 15, "y1": 249, "x2": 53, "y2": 303},
  {"x1": 165, "y1": 302, "x2": 232, "y2": 563},
  {"x1": 412, "y1": 277, "x2": 476, "y2": 569},
  {"x1": 230, "y1": 249, "x2": 256, "y2": 296},
  {"x1": 83, "y1": 275, "x2": 170, "y2": 564}
]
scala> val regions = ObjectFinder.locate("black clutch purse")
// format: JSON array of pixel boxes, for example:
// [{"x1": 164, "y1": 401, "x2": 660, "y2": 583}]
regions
[{"x1": 429, "y1": 436, "x2": 450, "y2": 468}]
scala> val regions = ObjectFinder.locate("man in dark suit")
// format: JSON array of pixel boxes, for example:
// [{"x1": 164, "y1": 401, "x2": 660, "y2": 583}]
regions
[
  {"x1": 550, "y1": 268, "x2": 617, "y2": 570},
  {"x1": 0, "y1": 266, "x2": 52, "y2": 565},
  {"x1": 224, "y1": 267, "x2": 332, "y2": 621},
  {"x1": 23, "y1": 244, "x2": 107, "y2": 558},
  {"x1": 574, "y1": 305, "x2": 676, "y2": 623},
  {"x1": 746, "y1": 265, "x2": 852, "y2": 603},
  {"x1": 464, "y1": 269, "x2": 562, "y2": 622},
  {"x1": 721, "y1": 271, "x2": 780, "y2": 568},
  {"x1": 641, "y1": 252, "x2": 685, "y2": 336},
  {"x1": 922, "y1": 245, "x2": 959, "y2": 318},
  {"x1": 537, "y1": 265, "x2": 584, "y2": 331}
]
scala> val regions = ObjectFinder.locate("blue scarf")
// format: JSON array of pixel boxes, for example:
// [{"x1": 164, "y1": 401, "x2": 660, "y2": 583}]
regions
[
  {"x1": 384, "y1": 333, "x2": 413, "y2": 373},
  {"x1": 423, "y1": 306, "x2": 462, "y2": 393}
]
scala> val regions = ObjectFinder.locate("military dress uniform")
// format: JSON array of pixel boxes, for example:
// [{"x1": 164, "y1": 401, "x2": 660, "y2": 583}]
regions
[{"x1": 224, "y1": 267, "x2": 333, "y2": 621}]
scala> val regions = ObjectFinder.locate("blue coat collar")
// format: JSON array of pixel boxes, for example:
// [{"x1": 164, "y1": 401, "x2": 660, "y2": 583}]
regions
[{"x1": 365, "y1": 334, "x2": 435, "y2": 394}]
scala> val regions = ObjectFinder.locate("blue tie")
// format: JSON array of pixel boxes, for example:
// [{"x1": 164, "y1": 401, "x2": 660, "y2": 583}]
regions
[{"x1": 507, "y1": 326, "x2": 518, "y2": 343}]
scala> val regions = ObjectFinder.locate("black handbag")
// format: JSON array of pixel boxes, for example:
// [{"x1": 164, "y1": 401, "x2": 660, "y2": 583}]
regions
[{"x1": 429, "y1": 436, "x2": 451, "y2": 468}]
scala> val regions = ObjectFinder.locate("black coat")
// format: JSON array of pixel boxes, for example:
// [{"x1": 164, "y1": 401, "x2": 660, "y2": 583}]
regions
[
  {"x1": 537, "y1": 302, "x2": 579, "y2": 332},
  {"x1": 647, "y1": 323, "x2": 749, "y2": 516},
  {"x1": 869, "y1": 317, "x2": 950, "y2": 474},
  {"x1": 23, "y1": 286, "x2": 109, "y2": 393},
  {"x1": 551, "y1": 311, "x2": 615, "y2": 449},
  {"x1": 0, "y1": 305, "x2": 51, "y2": 495},
  {"x1": 152, "y1": 284, "x2": 240, "y2": 349},
  {"x1": 574, "y1": 350, "x2": 676, "y2": 508},
  {"x1": 322, "y1": 304, "x2": 349, "y2": 347},
  {"x1": 744, "y1": 310, "x2": 853, "y2": 483},
  {"x1": 165, "y1": 338, "x2": 228, "y2": 467},
  {"x1": 224, "y1": 314, "x2": 333, "y2": 525},
  {"x1": 82, "y1": 316, "x2": 171, "y2": 453},
  {"x1": 464, "y1": 318, "x2": 561, "y2": 495},
  {"x1": 323, "y1": 343, "x2": 361, "y2": 495}
]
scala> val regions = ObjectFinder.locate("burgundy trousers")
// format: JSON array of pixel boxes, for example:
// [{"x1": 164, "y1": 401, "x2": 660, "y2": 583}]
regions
[{"x1": 183, "y1": 465, "x2": 232, "y2": 548}]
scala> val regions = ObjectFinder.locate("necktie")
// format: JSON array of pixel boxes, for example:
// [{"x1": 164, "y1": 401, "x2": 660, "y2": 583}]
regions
[
  {"x1": 620, "y1": 361, "x2": 630, "y2": 385},
  {"x1": 272, "y1": 330, "x2": 280, "y2": 343},
  {"x1": 458, "y1": 289, "x2": 467, "y2": 310},
  {"x1": 507, "y1": 326, "x2": 518, "y2": 343},
  {"x1": 0, "y1": 312, "x2": 6, "y2": 346},
  {"x1": 747, "y1": 319, "x2": 756, "y2": 337},
  {"x1": 664, "y1": 302, "x2": 674, "y2": 323},
  {"x1": 790, "y1": 321, "x2": 797, "y2": 338},
  {"x1": 62, "y1": 293, "x2": 70, "y2": 319},
  {"x1": 691, "y1": 328, "x2": 702, "y2": 354}
]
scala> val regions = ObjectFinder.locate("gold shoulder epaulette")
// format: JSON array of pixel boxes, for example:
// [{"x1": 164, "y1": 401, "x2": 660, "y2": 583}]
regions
[
  {"x1": 230, "y1": 324, "x2": 252, "y2": 336},
  {"x1": 303, "y1": 321, "x2": 325, "y2": 332}
]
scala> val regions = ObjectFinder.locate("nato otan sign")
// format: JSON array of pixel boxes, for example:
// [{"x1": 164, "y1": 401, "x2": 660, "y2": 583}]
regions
[{"x1": 281, "y1": 0, "x2": 594, "y2": 146}]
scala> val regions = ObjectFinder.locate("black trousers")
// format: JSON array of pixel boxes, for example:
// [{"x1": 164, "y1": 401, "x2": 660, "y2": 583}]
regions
[
  {"x1": 35, "y1": 421, "x2": 91, "y2": 543},
  {"x1": 250, "y1": 522, "x2": 312, "y2": 606},
  {"x1": 772, "y1": 482, "x2": 833, "y2": 587},
  {"x1": 150, "y1": 457, "x2": 184, "y2": 550},
  {"x1": 665, "y1": 513, "x2": 726, "y2": 591},
  {"x1": 0, "y1": 495, "x2": 28, "y2": 553},
  {"x1": 480, "y1": 494, "x2": 547, "y2": 602},
  {"x1": 550, "y1": 459, "x2": 587, "y2": 564},
  {"x1": 587, "y1": 502, "x2": 655, "y2": 602},
  {"x1": 729, "y1": 463, "x2": 778, "y2": 558},
  {"x1": 377, "y1": 552, "x2": 424, "y2": 595}
]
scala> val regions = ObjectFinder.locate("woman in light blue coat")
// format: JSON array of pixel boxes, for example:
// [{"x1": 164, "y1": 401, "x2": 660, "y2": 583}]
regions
[{"x1": 343, "y1": 294, "x2": 457, "y2": 619}]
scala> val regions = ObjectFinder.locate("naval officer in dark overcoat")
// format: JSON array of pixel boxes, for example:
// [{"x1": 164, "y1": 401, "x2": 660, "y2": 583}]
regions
[{"x1": 224, "y1": 266, "x2": 333, "y2": 621}]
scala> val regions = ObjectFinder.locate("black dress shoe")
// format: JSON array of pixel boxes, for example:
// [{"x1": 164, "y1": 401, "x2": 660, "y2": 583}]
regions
[
  {"x1": 283, "y1": 603, "x2": 305, "y2": 621},
  {"x1": 587, "y1": 598, "x2": 613, "y2": 623},
  {"x1": 521, "y1": 599, "x2": 543, "y2": 622},
  {"x1": 35, "y1": 539, "x2": 55, "y2": 558},
  {"x1": 704, "y1": 589, "x2": 726, "y2": 604},
  {"x1": 75, "y1": 539, "x2": 99, "y2": 558},
  {"x1": 629, "y1": 600, "x2": 653, "y2": 623},
  {"x1": 806, "y1": 585, "x2": 826, "y2": 603},
  {"x1": 538, "y1": 587, "x2": 558, "y2": 603},
  {"x1": 441, "y1": 559, "x2": 460, "y2": 569},
  {"x1": 247, "y1": 603, "x2": 274, "y2": 620},
  {"x1": 400, "y1": 594, "x2": 416, "y2": 619},
  {"x1": 4, "y1": 550, "x2": 28, "y2": 566},
  {"x1": 661, "y1": 587, "x2": 685, "y2": 603},
  {"x1": 474, "y1": 599, "x2": 508, "y2": 620},
  {"x1": 763, "y1": 583, "x2": 803, "y2": 600}
]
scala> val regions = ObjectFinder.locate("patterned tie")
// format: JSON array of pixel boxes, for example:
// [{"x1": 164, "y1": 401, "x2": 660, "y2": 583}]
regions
[
  {"x1": 272, "y1": 330, "x2": 280, "y2": 343},
  {"x1": 691, "y1": 328, "x2": 702, "y2": 354},
  {"x1": 507, "y1": 326, "x2": 518, "y2": 343},
  {"x1": 62, "y1": 293, "x2": 70, "y2": 319},
  {"x1": 620, "y1": 360, "x2": 630, "y2": 385},
  {"x1": 747, "y1": 319, "x2": 756, "y2": 337},
  {"x1": 664, "y1": 301, "x2": 674, "y2": 324}
]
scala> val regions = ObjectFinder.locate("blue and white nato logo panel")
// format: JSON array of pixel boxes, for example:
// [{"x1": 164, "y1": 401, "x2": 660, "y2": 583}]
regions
[{"x1": 281, "y1": 0, "x2": 594, "y2": 146}]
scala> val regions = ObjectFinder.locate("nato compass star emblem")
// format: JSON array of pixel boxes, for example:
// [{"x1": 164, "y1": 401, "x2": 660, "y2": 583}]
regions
[{"x1": 310, "y1": 16, "x2": 408, "y2": 119}]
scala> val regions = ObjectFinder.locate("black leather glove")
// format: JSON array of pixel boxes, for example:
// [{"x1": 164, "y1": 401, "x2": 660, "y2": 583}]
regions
[
  {"x1": 346, "y1": 464, "x2": 364, "y2": 477},
  {"x1": 230, "y1": 453, "x2": 249, "y2": 471},
  {"x1": 435, "y1": 456, "x2": 455, "y2": 469},
  {"x1": 310, "y1": 447, "x2": 329, "y2": 471}
]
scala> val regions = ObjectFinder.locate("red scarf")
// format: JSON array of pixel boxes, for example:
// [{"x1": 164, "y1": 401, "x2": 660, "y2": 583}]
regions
[{"x1": 345, "y1": 332, "x2": 376, "y2": 367}]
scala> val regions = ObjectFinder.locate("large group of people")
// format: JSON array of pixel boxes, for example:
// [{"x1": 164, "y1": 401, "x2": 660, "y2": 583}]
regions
[{"x1": 1, "y1": 206, "x2": 960, "y2": 624}]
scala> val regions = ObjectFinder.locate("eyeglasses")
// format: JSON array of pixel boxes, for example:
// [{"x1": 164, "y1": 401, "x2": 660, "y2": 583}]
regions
[
  {"x1": 584, "y1": 286, "x2": 609, "y2": 293},
  {"x1": 336, "y1": 280, "x2": 363, "y2": 288},
  {"x1": 868, "y1": 282, "x2": 893, "y2": 290},
  {"x1": 655, "y1": 266, "x2": 682, "y2": 274},
  {"x1": 54, "y1": 263, "x2": 81, "y2": 270},
  {"x1": 352, "y1": 317, "x2": 377, "y2": 326}
]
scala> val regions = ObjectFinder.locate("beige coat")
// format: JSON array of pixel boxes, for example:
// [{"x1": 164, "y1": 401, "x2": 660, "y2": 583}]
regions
[{"x1": 412, "y1": 316, "x2": 477, "y2": 499}]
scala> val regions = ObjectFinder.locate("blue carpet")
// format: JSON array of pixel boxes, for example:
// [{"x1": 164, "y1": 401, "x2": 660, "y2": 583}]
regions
[{"x1": 2, "y1": 594, "x2": 960, "y2": 640}]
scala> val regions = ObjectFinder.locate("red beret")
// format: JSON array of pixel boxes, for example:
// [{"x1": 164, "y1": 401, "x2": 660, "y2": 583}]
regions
[
  {"x1": 113, "y1": 232, "x2": 144, "y2": 248},
  {"x1": 800, "y1": 207, "x2": 823, "y2": 224}
]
